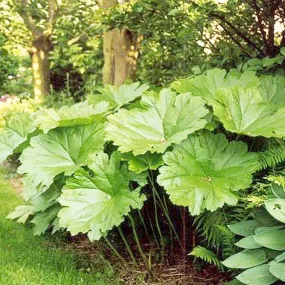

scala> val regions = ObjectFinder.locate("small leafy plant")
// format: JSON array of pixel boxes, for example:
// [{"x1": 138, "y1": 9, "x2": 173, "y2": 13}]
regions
[{"x1": 223, "y1": 182, "x2": 285, "y2": 285}]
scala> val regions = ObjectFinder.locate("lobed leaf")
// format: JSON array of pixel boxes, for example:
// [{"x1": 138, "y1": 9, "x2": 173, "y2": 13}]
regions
[
  {"x1": 157, "y1": 132, "x2": 259, "y2": 215},
  {"x1": 0, "y1": 112, "x2": 36, "y2": 163},
  {"x1": 106, "y1": 89, "x2": 209, "y2": 155},
  {"x1": 58, "y1": 152, "x2": 147, "y2": 241},
  {"x1": 34, "y1": 101, "x2": 109, "y2": 133},
  {"x1": 18, "y1": 123, "x2": 105, "y2": 189}
]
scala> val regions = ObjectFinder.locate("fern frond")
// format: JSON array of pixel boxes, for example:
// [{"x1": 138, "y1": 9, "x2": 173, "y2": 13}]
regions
[
  {"x1": 259, "y1": 139, "x2": 285, "y2": 169},
  {"x1": 216, "y1": 225, "x2": 237, "y2": 258},
  {"x1": 194, "y1": 210, "x2": 226, "y2": 248},
  {"x1": 189, "y1": 246, "x2": 222, "y2": 268}
]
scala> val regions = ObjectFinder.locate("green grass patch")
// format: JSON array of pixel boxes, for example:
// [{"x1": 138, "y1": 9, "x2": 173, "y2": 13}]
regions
[{"x1": 0, "y1": 168, "x2": 120, "y2": 285}]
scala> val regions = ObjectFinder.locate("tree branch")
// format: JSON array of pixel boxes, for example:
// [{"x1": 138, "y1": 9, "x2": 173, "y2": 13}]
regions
[
  {"x1": 211, "y1": 12, "x2": 265, "y2": 56},
  {"x1": 15, "y1": 0, "x2": 41, "y2": 39},
  {"x1": 250, "y1": 0, "x2": 267, "y2": 44},
  {"x1": 45, "y1": 0, "x2": 59, "y2": 36}
]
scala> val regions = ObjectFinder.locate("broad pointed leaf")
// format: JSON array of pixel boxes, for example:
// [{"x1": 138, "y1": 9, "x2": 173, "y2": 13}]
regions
[
  {"x1": 253, "y1": 230, "x2": 285, "y2": 250},
  {"x1": 228, "y1": 220, "x2": 261, "y2": 236},
  {"x1": 34, "y1": 101, "x2": 109, "y2": 133},
  {"x1": 269, "y1": 260, "x2": 285, "y2": 281},
  {"x1": 265, "y1": 198, "x2": 285, "y2": 224},
  {"x1": 157, "y1": 132, "x2": 259, "y2": 215},
  {"x1": 222, "y1": 249, "x2": 267, "y2": 269},
  {"x1": 58, "y1": 152, "x2": 146, "y2": 241},
  {"x1": 18, "y1": 123, "x2": 105, "y2": 189},
  {"x1": 275, "y1": 252, "x2": 285, "y2": 263},
  {"x1": 0, "y1": 112, "x2": 35, "y2": 163},
  {"x1": 106, "y1": 89, "x2": 209, "y2": 155},
  {"x1": 237, "y1": 264, "x2": 277, "y2": 285},
  {"x1": 235, "y1": 236, "x2": 262, "y2": 249}
]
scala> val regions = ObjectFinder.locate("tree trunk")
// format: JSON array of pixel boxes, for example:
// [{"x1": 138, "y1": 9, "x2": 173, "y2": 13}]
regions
[
  {"x1": 100, "y1": 0, "x2": 138, "y2": 85},
  {"x1": 103, "y1": 28, "x2": 137, "y2": 85},
  {"x1": 31, "y1": 35, "x2": 52, "y2": 101}
]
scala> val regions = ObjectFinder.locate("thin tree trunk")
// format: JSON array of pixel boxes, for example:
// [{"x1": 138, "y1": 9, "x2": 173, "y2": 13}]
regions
[{"x1": 31, "y1": 35, "x2": 52, "y2": 101}]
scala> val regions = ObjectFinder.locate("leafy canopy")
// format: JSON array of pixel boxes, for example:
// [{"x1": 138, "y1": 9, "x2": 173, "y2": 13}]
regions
[
  {"x1": 106, "y1": 89, "x2": 209, "y2": 155},
  {"x1": 157, "y1": 132, "x2": 259, "y2": 215},
  {"x1": 58, "y1": 152, "x2": 146, "y2": 240}
]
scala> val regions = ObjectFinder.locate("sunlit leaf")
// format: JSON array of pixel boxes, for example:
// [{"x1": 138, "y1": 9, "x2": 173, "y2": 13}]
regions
[
  {"x1": 106, "y1": 89, "x2": 208, "y2": 155},
  {"x1": 58, "y1": 152, "x2": 146, "y2": 240},
  {"x1": 157, "y1": 132, "x2": 259, "y2": 215}
]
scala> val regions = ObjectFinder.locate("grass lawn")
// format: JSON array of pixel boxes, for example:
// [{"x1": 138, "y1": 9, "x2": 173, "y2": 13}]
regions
[{"x1": 0, "y1": 168, "x2": 120, "y2": 285}]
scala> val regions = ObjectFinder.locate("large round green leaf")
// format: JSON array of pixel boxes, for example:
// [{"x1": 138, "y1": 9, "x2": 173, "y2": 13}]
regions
[
  {"x1": 58, "y1": 152, "x2": 147, "y2": 241},
  {"x1": 106, "y1": 89, "x2": 209, "y2": 155},
  {"x1": 157, "y1": 132, "x2": 259, "y2": 215},
  {"x1": 265, "y1": 198, "x2": 285, "y2": 224},
  {"x1": 222, "y1": 249, "x2": 267, "y2": 269},
  {"x1": 18, "y1": 123, "x2": 105, "y2": 189},
  {"x1": 253, "y1": 230, "x2": 285, "y2": 250},
  {"x1": 236, "y1": 264, "x2": 277, "y2": 285}
]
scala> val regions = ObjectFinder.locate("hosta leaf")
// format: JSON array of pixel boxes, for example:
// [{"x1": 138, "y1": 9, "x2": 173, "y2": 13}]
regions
[
  {"x1": 265, "y1": 198, "x2": 285, "y2": 224},
  {"x1": 157, "y1": 132, "x2": 259, "y2": 215},
  {"x1": 269, "y1": 261, "x2": 285, "y2": 281},
  {"x1": 7, "y1": 205, "x2": 35, "y2": 223},
  {"x1": 0, "y1": 112, "x2": 35, "y2": 163},
  {"x1": 253, "y1": 207, "x2": 281, "y2": 227},
  {"x1": 58, "y1": 152, "x2": 146, "y2": 241},
  {"x1": 270, "y1": 184, "x2": 285, "y2": 199},
  {"x1": 122, "y1": 152, "x2": 164, "y2": 174},
  {"x1": 237, "y1": 264, "x2": 277, "y2": 285},
  {"x1": 253, "y1": 230, "x2": 285, "y2": 250},
  {"x1": 34, "y1": 101, "x2": 109, "y2": 133},
  {"x1": 18, "y1": 123, "x2": 104, "y2": 189},
  {"x1": 222, "y1": 249, "x2": 267, "y2": 269},
  {"x1": 228, "y1": 220, "x2": 261, "y2": 236},
  {"x1": 255, "y1": 226, "x2": 284, "y2": 235},
  {"x1": 106, "y1": 89, "x2": 209, "y2": 155},
  {"x1": 212, "y1": 87, "x2": 285, "y2": 138},
  {"x1": 171, "y1": 68, "x2": 258, "y2": 98},
  {"x1": 235, "y1": 236, "x2": 262, "y2": 249},
  {"x1": 88, "y1": 82, "x2": 149, "y2": 109},
  {"x1": 275, "y1": 252, "x2": 285, "y2": 262}
]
